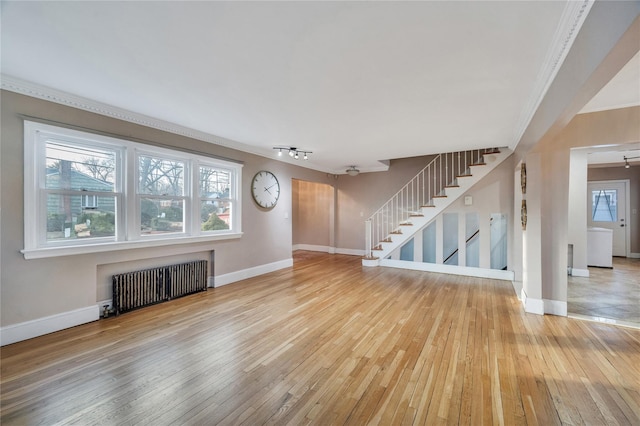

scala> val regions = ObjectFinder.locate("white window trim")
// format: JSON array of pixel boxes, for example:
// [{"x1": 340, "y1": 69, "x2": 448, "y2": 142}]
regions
[{"x1": 23, "y1": 121, "x2": 243, "y2": 259}]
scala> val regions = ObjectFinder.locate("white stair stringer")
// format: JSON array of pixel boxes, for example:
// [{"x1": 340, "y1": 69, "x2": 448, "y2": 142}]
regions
[{"x1": 362, "y1": 149, "x2": 512, "y2": 266}]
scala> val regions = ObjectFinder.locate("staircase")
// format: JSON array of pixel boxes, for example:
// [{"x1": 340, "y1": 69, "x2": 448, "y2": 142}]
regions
[{"x1": 363, "y1": 148, "x2": 511, "y2": 266}]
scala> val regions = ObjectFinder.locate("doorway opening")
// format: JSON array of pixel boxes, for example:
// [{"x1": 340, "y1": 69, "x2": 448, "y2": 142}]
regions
[{"x1": 291, "y1": 179, "x2": 335, "y2": 258}]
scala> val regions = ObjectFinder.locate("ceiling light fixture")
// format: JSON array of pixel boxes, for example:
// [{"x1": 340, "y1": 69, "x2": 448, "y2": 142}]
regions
[
  {"x1": 273, "y1": 147, "x2": 312, "y2": 161},
  {"x1": 624, "y1": 155, "x2": 640, "y2": 169},
  {"x1": 346, "y1": 166, "x2": 360, "y2": 176}
]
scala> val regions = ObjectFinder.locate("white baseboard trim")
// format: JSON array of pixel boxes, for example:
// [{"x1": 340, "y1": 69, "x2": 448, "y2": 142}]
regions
[
  {"x1": 379, "y1": 259, "x2": 515, "y2": 281},
  {"x1": 335, "y1": 248, "x2": 366, "y2": 256},
  {"x1": 570, "y1": 268, "x2": 590, "y2": 277},
  {"x1": 511, "y1": 281, "x2": 523, "y2": 300},
  {"x1": 293, "y1": 244, "x2": 335, "y2": 253},
  {"x1": 214, "y1": 258, "x2": 293, "y2": 287},
  {"x1": 1, "y1": 305, "x2": 99, "y2": 346},
  {"x1": 544, "y1": 299, "x2": 567, "y2": 316},
  {"x1": 292, "y1": 245, "x2": 365, "y2": 256},
  {"x1": 521, "y1": 290, "x2": 544, "y2": 315},
  {"x1": 629, "y1": 252, "x2": 640, "y2": 259}
]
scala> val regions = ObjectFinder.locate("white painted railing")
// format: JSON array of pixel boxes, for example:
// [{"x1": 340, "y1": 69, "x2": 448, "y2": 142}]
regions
[{"x1": 366, "y1": 148, "x2": 499, "y2": 257}]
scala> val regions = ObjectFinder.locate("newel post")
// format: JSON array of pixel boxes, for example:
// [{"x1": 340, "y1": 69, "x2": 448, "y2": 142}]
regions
[{"x1": 362, "y1": 220, "x2": 379, "y2": 266}]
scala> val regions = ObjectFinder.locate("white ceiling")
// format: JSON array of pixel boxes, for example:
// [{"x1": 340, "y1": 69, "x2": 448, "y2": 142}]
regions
[
  {"x1": 1, "y1": 1, "x2": 635, "y2": 174},
  {"x1": 579, "y1": 51, "x2": 640, "y2": 115}
]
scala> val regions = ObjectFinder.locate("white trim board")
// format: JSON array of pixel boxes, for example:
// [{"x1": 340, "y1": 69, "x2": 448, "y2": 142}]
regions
[
  {"x1": 520, "y1": 290, "x2": 567, "y2": 316},
  {"x1": 1, "y1": 305, "x2": 99, "y2": 346},
  {"x1": 570, "y1": 268, "x2": 590, "y2": 277},
  {"x1": 521, "y1": 290, "x2": 544, "y2": 315},
  {"x1": 293, "y1": 244, "x2": 335, "y2": 254},
  {"x1": 544, "y1": 299, "x2": 567, "y2": 316},
  {"x1": 214, "y1": 258, "x2": 293, "y2": 287},
  {"x1": 293, "y1": 245, "x2": 366, "y2": 257},
  {"x1": 379, "y1": 259, "x2": 515, "y2": 281}
]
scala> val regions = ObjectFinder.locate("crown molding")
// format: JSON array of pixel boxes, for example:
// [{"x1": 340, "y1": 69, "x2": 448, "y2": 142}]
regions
[
  {"x1": 1, "y1": 74, "x2": 358, "y2": 174},
  {"x1": 510, "y1": 0, "x2": 594, "y2": 150}
]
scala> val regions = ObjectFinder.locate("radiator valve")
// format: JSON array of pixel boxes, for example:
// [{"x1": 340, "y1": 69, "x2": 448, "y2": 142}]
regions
[{"x1": 102, "y1": 304, "x2": 110, "y2": 318}]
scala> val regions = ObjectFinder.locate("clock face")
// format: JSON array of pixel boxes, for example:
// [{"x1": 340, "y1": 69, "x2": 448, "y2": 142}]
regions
[{"x1": 251, "y1": 171, "x2": 280, "y2": 209}]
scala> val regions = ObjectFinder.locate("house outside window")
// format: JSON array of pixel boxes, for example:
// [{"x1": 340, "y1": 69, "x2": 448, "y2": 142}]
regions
[
  {"x1": 81, "y1": 195, "x2": 99, "y2": 209},
  {"x1": 23, "y1": 121, "x2": 243, "y2": 259}
]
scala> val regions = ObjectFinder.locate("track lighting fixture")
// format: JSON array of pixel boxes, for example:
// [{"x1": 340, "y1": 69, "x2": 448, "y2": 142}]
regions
[{"x1": 273, "y1": 147, "x2": 312, "y2": 161}]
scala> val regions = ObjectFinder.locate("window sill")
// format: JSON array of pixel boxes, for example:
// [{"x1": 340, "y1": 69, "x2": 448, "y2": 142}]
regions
[{"x1": 21, "y1": 232, "x2": 243, "y2": 260}]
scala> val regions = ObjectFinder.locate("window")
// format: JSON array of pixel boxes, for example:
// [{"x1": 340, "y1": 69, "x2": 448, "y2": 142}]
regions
[
  {"x1": 23, "y1": 121, "x2": 242, "y2": 259},
  {"x1": 199, "y1": 165, "x2": 232, "y2": 232},
  {"x1": 592, "y1": 189, "x2": 617, "y2": 222},
  {"x1": 81, "y1": 195, "x2": 99, "y2": 209},
  {"x1": 43, "y1": 137, "x2": 120, "y2": 243},
  {"x1": 138, "y1": 154, "x2": 186, "y2": 235}
]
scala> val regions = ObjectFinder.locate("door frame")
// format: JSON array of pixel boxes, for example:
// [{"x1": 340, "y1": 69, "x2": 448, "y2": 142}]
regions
[{"x1": 588, "y1": 179, "x2": 631, "y2": 257}]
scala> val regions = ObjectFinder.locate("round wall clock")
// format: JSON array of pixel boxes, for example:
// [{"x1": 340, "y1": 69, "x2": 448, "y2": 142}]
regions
[{"x1": 251, "y1": 170, "x2": 280, "y2": 209}]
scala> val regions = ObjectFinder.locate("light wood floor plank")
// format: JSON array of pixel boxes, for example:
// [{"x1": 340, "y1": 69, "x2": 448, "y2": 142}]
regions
[{"x1": 2, "y1": 251, "x2": 639, "y2": 425}]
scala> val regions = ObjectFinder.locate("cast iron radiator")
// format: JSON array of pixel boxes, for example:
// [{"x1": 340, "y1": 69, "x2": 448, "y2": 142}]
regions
[{"x1": 112, "y1": 260, "x2": 207, "y2": 315}]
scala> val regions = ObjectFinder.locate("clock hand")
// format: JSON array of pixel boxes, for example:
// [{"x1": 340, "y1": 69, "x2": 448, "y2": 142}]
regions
[{"x1": 264, "y1": 187, "x2": 272, "y2": 195}]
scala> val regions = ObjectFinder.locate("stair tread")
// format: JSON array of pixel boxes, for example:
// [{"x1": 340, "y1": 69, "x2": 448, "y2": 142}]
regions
[
  {"x1": 409, "y1": 214, "x2": 425, "y2": 217},
  {"x1": 432, "y1": 195, "x2": 448, "y2": 198},
  {"x1": 390, "y1": 230, "x2": 403, "y2": 234},
  {"x1": 399, "y1": 222, "x2": 413, "y2": 226},
  {"x1": 421, "y1": 205, "x2": 436, "y2": 208},
  {"x1": 469, "y1": 163, "x2": 486, "y2": 167},
  {"x1": 445, "y1": 185, "x2": 460, "y2": 188}
]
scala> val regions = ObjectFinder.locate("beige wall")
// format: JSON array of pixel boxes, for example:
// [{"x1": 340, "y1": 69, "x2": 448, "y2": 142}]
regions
[
  {"x1": 0, "y1": 91, "x2": 334, "y2": 327},
  {"x1": 292, "y1": 179, "x2": 334, "y2": 248},
  {"x1": 588, "y1": 165, "x2": 640, "y2": 254},
  {"x1": 527, "y1": 106, "x2": 640, "y2": 303},
  {"x1": 334, "y1": 155, "x2": 437, "y2": 250}
]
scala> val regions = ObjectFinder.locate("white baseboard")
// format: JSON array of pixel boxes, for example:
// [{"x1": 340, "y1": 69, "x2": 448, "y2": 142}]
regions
[
  {"x1": 379, "y1": 259, "x2": 515, "y2": 281},
  {"x1": 214, "y1": 258, "x2": 293, "y2": 287},
  {"x1": 629, "y1": 252, "x2": 640, "y2": 259},
  {"x1": 511, "y1": 280, "x2": 523, "y2": 300},
  {"x1": 521, "y1": 290, "x2": 544, "y2": 315},
  {"x1": 520, "y1": 289, "x2": 566, "y2": 316},
  {"x1": 544, "y1": 299, "x2": 567, "y2": 316},
  {"x1": 335, "y1": 247, "x2": 366, "y2": 256},
  {"x1": 570, "y1": 268, "x2": 590, "y2": 277},
  {"x1": 1, "y1": 305, "x2": 99, "y2": 346},
  {"x1": 292, "y1": 244, "x2": 365, "y2": 256},
  {"x1": 293, "y1": 244, "x2": 335, "y2": 254}
]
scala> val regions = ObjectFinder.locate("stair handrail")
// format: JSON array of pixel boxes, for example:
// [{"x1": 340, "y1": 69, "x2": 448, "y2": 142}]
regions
[{"x1": 443, "y1": 227, "x2": 481, "y2": 265}]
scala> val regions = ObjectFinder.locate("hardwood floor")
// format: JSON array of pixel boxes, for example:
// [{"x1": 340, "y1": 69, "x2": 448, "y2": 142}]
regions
[
  {"x1": 568, "y1": 257, "x2": 640, "y2": 326},
  {"x1": 2, "y1": 251, "x2": 639, "y2": 425}
]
